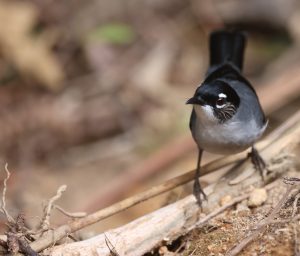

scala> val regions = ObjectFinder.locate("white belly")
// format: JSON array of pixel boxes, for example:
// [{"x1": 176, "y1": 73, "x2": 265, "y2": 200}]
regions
[{"x1": 193, "y1": 118, "x2": 265, "y2": 155}]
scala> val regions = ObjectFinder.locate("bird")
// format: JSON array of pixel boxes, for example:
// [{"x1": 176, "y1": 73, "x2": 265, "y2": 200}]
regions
[{"x1": 186, "y1": 30, "x2": 268, "y2": 206}]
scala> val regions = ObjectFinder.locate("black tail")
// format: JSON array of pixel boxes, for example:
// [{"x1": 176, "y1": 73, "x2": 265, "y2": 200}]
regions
[{"x1": 209, "y1": 30, "x2": 246, "y2": 71}]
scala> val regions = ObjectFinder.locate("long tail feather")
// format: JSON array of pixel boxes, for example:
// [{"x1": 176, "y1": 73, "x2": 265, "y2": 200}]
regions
[{"x1": 209, "y1": 30, "x2": 246, "y2": 71}]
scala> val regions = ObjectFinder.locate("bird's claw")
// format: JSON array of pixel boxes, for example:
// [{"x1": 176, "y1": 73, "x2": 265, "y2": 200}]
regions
[
  {"x1": 248, "y1": 147, "x2": 267, "y2": 181},
  {"x1": 193, "y1": 179, "x2": 207, "y2": 208}
]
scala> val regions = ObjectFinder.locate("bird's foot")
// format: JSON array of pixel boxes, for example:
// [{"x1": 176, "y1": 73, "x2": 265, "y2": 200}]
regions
[
  {"x1": 193, "y1": 179, "x2": 207, "y2": 208},
  {"x1": 248, "y1": 147, "x2": 267, "y2": 181}
]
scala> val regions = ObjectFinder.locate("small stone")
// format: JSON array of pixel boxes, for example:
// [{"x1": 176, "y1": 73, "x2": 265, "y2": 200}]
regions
[
  {"x1": 158, "y1": 246, "x2": 169, "y2": 255},
  {"x1": 219, "y1": 195, "x2": 232, "y2": 206},
  {"x1": 222, "y1": 245, "x2": 227, "y2": 250},
  {"x1": 235, "y1": 202, "x2": 250, "y2": 216},
  {"x1": 247, "y1": 188, "x2": 268, "y2": 207},
  {"x1": 207, "y1": 244, "x2": 214, "y2": 251}
]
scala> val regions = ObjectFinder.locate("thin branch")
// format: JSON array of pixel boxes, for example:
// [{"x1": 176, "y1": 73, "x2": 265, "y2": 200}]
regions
[
  {"x1": 104, "y1": 234, "x2": 119, "y2": 256},
  {"x1": 1, "y1": 164, "x2": 14, "y2": 223},
  {"x1": 54, "y1": 205, "x2": 86, "y2": 218},
  {"x1": 18, "y1": 236, "x2": 39, "y2": 256},
  {"x1": 40, "y1": 185, "x2": 67, "y2": 231}
]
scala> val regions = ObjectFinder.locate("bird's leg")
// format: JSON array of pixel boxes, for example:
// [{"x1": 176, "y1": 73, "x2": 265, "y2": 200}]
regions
[
  {"x1": 193, "y1": 148, "x2": 207, "y2": 207},
  {"x1": 248, "y1": 146, "x2": 266, "y2": 181}
]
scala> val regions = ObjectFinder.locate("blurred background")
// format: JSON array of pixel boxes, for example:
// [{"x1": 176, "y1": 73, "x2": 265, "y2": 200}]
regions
[{"x1": 0, "y1": 0, "x2": 300, "y2": 236}]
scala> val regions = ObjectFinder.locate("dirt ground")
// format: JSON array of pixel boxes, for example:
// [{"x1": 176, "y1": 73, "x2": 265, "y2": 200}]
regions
[
  {"x1": 143, "y1": 164, "x2": 300, "y2": 256},
  {"x1": 145, "y1": 191, "x2": 294, "y2": 255}
]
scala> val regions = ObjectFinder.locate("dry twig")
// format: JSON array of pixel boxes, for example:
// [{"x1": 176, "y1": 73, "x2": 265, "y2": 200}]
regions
[
  {"x1": 1, "y1": 164, "x2": 14, "y2": 224},
  {"x1": 104, "y1": 234, "x2": 120, "y2": 256},
  {"x1": 6, "y1": 214, "x2": 38, "y2": 256},
  {"x1": 54, "y1": 205, "x2": 86, "y2": 218},
  {"x1": 40, "y1": 185, "x2": 67, "y2": 231}
]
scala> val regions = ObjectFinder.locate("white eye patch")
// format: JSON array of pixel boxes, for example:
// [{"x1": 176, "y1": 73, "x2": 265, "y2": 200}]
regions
[
  {"x1": 218, "y1": 93, "x2": 227, "y2": 98},
  {"x1": 216, "y1": 93, "x2": 227, "y2": 108}
]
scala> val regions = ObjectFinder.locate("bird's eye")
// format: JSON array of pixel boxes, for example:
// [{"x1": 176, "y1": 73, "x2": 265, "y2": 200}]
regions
[{"x1": 216, "y1": 98, "x2": 226, "y2": 108}]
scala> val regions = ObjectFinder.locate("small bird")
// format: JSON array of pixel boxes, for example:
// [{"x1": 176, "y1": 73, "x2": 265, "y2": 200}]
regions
[{"x1": 186, "y1": 30, "x2": 268, "y2": 206}]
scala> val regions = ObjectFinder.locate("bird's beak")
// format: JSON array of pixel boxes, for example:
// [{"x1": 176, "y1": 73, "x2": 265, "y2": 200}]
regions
[{"x1": 186, "y1": 97, "x2": 204, "y2": 105}]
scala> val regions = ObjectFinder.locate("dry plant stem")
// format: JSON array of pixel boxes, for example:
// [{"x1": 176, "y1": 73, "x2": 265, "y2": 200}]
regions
[
  {"x1": 40, "y1": 185, "x2": 67, "y2": 231},
  {"x1": 5, "y1": 214, "x2": 39, "y2": 256},
  {"x1": 226, "y1": 184, "x2": 298, "y2": 256},
  {"x1": 32, "y1": 110, "x2": 300, "y2": 253},
  {"x1": 104, "y1": 234, "x2": 120, "y2": 256},
  {"x1": 1, "y1": 164, "x2": 14, "y2": 223},
  {"x1": 18, "y1": 236, "x2": 39, "y2": 256},
  {"x1": 54, "y1": 205, "x2": 86, "y2": 218}
]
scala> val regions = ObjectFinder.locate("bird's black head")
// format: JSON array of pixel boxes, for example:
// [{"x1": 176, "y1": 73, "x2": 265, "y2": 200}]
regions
[{"x1": 186, "y1": 80, "x2": 240, "y2": 123}]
